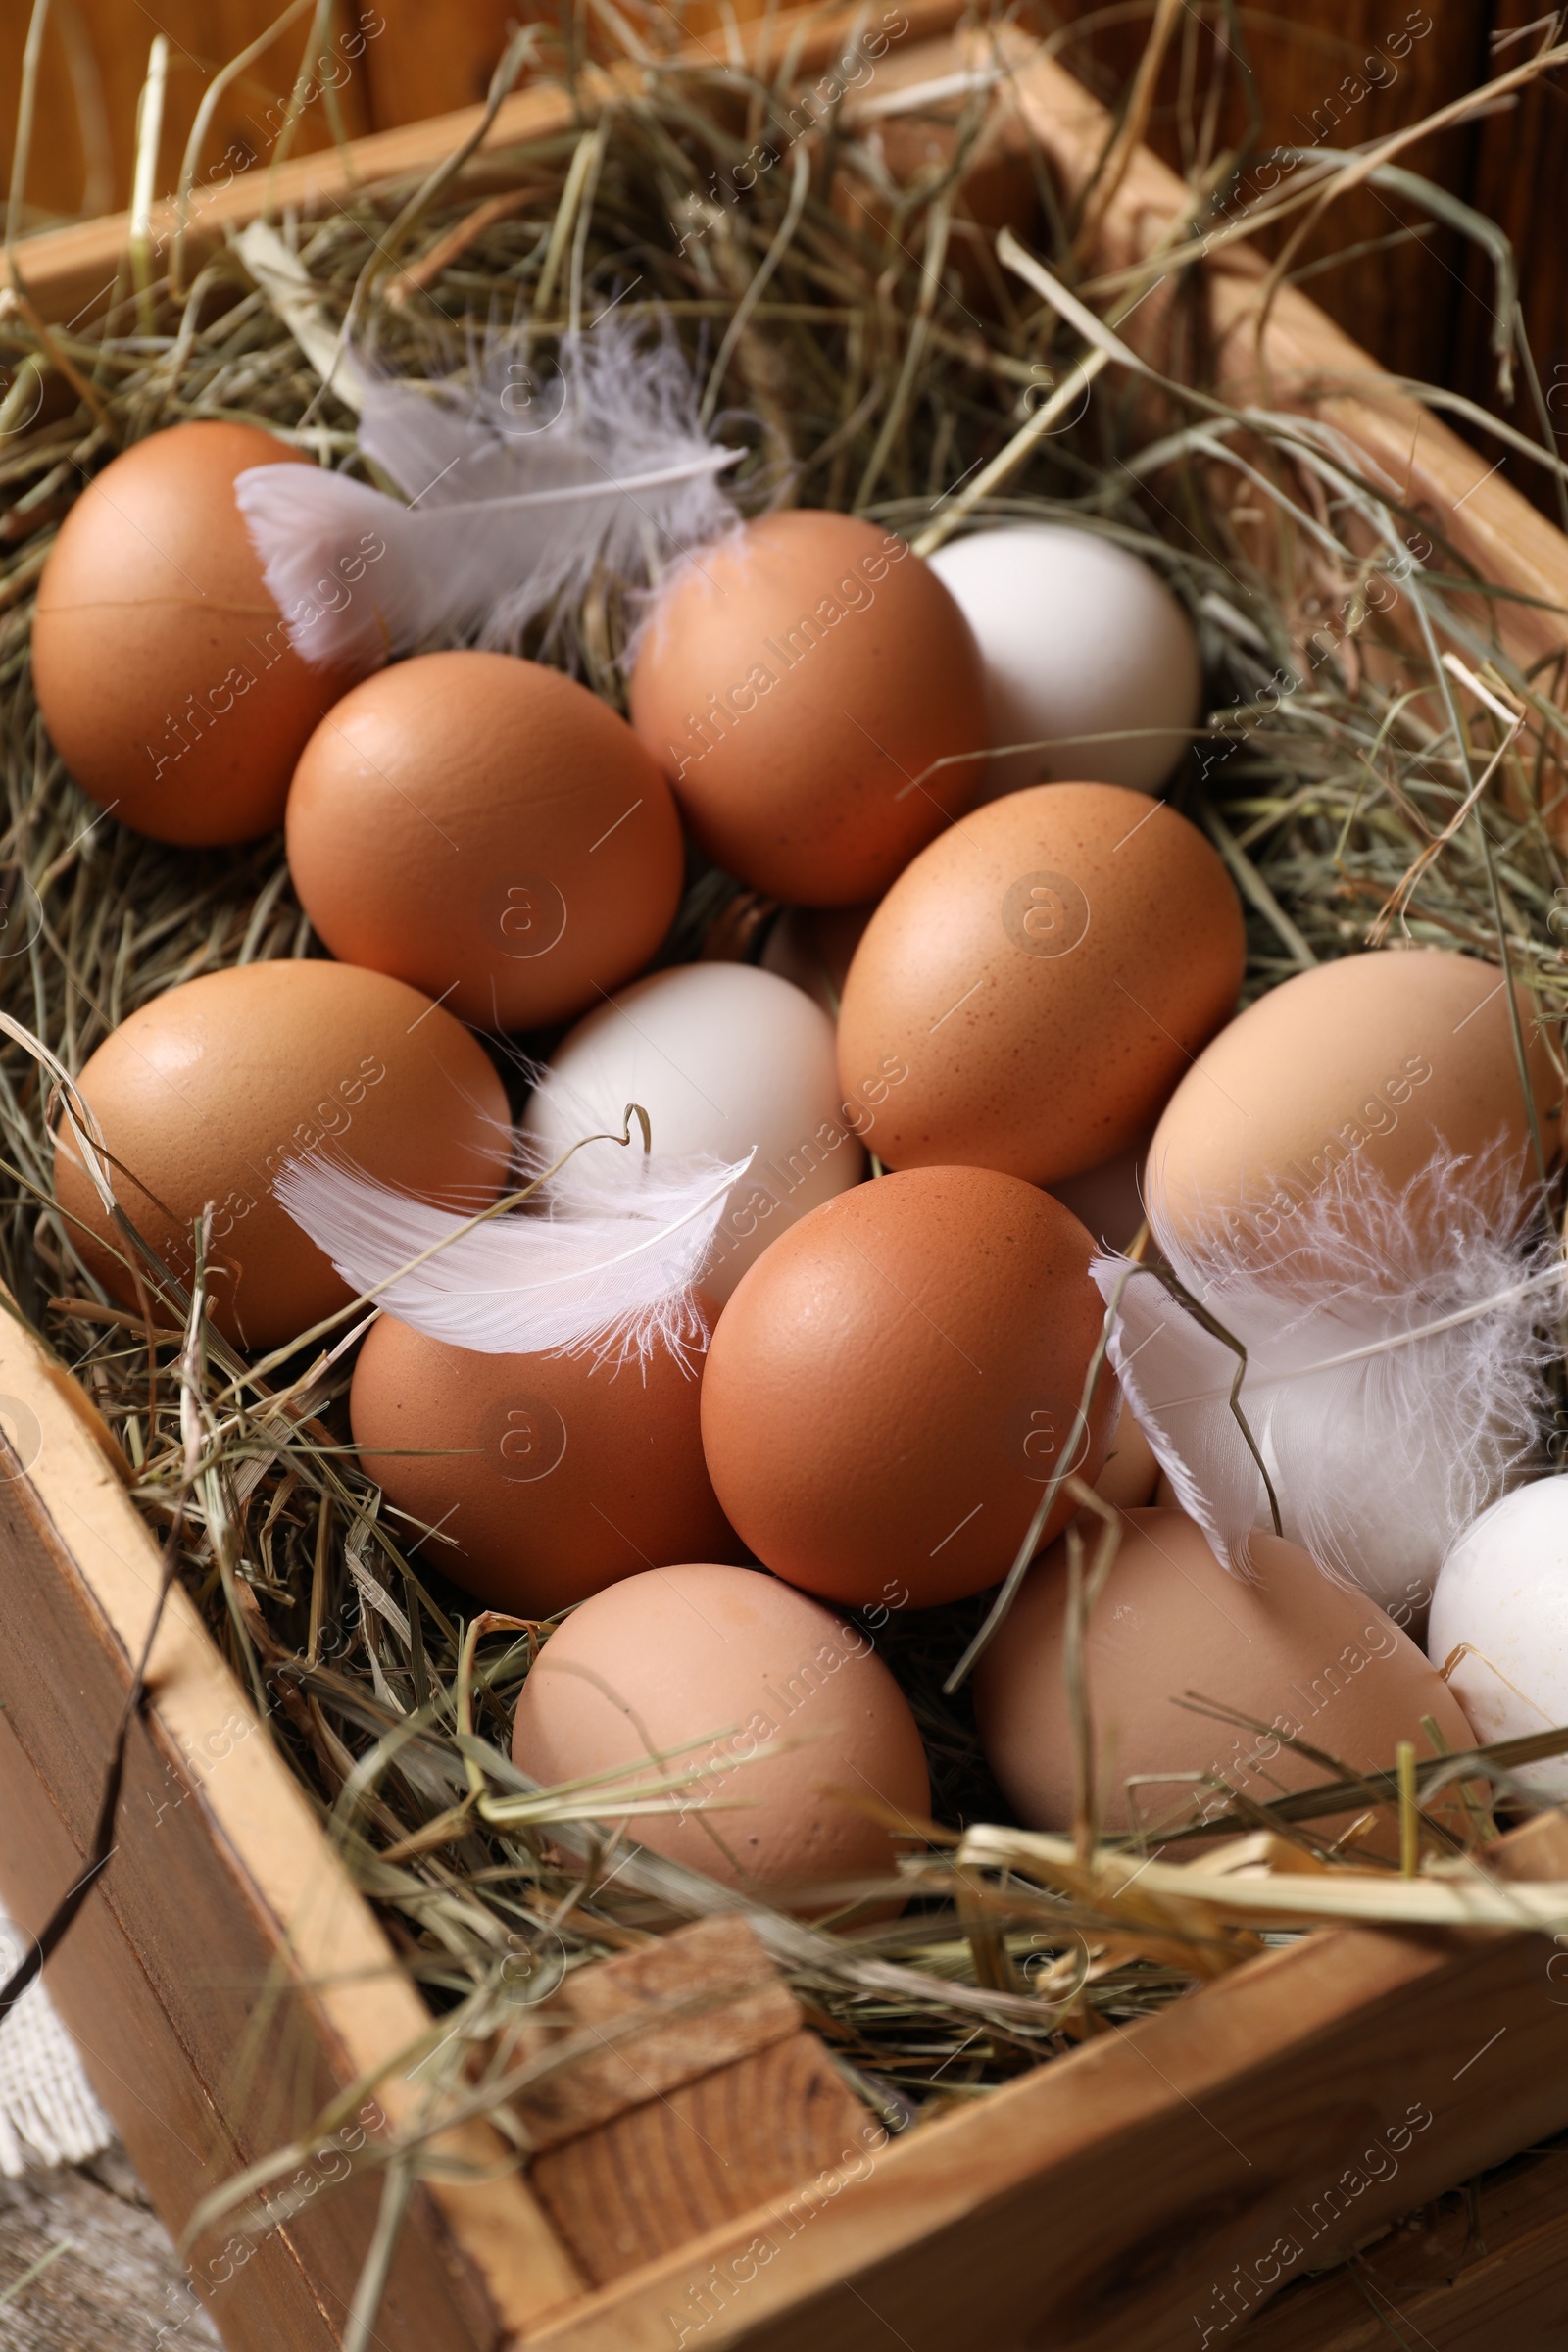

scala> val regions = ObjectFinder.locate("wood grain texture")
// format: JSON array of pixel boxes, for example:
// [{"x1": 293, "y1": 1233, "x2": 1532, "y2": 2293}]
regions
[
  {"x1": 513, "y1": 1917, "x2": 804, "y2": 2152},
  {"x1": 1458, "y1": 0, "x2": 1568, "y2": 523},
  {"x1": 515, "y1": 1837, "x2": 1568, "y2": 2351},
  {"x1": 990, "y1": 28, "x2": 1568, "y2": 670},
  {"x1": 0, "y1": 0, "x2": 966, "y2": 328},
  {"x1": 1239, "y1": 2134, "x2": 1568, "y2": 2352},
  {"x1": 0, "y1": 2156, "x2": 222, "y2": 2351},
  {"x1": 1044, "y1": 1, "x2": 1568, "y2": 524},
  {"x1": 0, "y1": 0, "x2": 374, "y2": 229},
  {"x1": 357, "y1": 0, "x2": 522, "y2": 129},
  {"x1": 0, "y1": 1290, "x2": 580, "y2": 2352},
  {"x1": 1044, "y1": 3, "x2": 1489, "y2": 402},
  {"x1": 531, "y1": 2033, "x2": 873, "y2": 2287}
]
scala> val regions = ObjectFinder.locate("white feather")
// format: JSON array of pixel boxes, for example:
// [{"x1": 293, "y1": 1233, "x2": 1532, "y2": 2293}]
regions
[
  {"x1": 1094, "y1": 1149, "x2": 1563, "y2": 1618},
  {"x1": 274, "y1": 1134, "x2": 756, "y2": 1366},
  {"x1": 235, "y1": 314, "x2": 744, "y2": 671}
]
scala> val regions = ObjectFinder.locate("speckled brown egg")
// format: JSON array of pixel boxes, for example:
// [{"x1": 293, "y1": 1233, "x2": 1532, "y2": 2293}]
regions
[
  {"x1": 700, "y1": 1165, "x2": 1114, "y2": 1608},
  {"x1": 32, "y1": 421, "x2": 359, "y2": 844},
  {"x1": 627, "y1": 513, "x2": 987, "y2": 904},
  {"x1": 53, "y1": 960, "x2": 509, "y2": 1349},
  {"x1": 510, "y1": 1563, "x2": 930, "y2": 1900},
  {"x1": 286, "y1": 650, "x2": 685, "y2": 1030},
  {"x1": 1148, "y1": 947, "x2": 1562, "y2": 1268},
  {"x1": 974, "y1": 1508, "x2": 1473, "y2": 1840},
  {"x1": 350, "y1": 1308, "x2": 741, "y2": 1613},
  {"x1": 835, "y1": 783, "x2": 1245, "y2": 1184}
]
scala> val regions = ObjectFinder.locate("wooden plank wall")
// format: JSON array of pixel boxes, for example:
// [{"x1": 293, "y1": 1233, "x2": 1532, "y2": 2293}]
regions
[
  {"x1": 1, "y1": 4, "x2": 1565, "y2": 471},
  {"x1": 1044, "y1": 0, "x2": 1568, "y2": 522}
]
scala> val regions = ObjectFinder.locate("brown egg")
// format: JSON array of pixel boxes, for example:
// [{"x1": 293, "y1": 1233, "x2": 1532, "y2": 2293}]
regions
[
  {"x1": 974, "y1": 1508, "x2": 1474, "y2": 1842},
  {"x1": 286, "y1": 650, "x2": 683, "y2": 1032},
  {"x1": 627, "y1": 513, "x2": 987, "y2": 904},
  {"x1": 836, "y1": 783, "x2": 1245, "y2": 1185},
  {"x1": 510, "y1": 1563, "x2": 930, "y2": 1900},
  {"x1": 54, "y1": 961, "x2": 508, "y2": 1349},
  {"x1": 701, "y1": 1166, "x2": 1114, "y2": 1608},
  {"x1": 350, "y1": 1308, "x2": 741, "y2": 1613},
  {"x1": 32, "y1": 421, "x2": 358, "y2": 844},
  {"x1": 1148, "y1": 948, "x2": 1562, "y2": 1268}
]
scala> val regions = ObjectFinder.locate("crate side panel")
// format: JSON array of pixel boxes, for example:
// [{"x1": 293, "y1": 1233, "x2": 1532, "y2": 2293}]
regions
[
  {"x1": 0, "y1": 1474, "x2": 529, "y2": 2351},
  {"x1": 0, "y1": 1706, "x2": 350, "y2": 2352},
  {"x1": 514, "y1": 1907, "x2": 1568, "y2": 2352}
]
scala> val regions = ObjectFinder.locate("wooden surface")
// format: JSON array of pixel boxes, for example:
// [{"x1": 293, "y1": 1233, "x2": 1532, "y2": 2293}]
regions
[
  {"x1": 0, "y1": 1284, "x2": 580, "y2": 2352},
  {"x1": 990, "y1": 26, "x2": 1568, "y2": 673},
  {"x1": 0, "y1": 0, "x2": 373, "y2": 229},
  {"x1": 0, "y1": 0, "x2": 968, "y2": 328},
  {"x1": 1043, "y1": 2, "x2": 1568, "y2": 522},
  {"x1": 511, "y1": 1917, "x2": 877, "y2": 2289},
  {"x1": 12, "y1": 3, "x2": 1563, "y2": 512},
  {"x1": 0, "y1": 2150, "x2": 220, "y2": 2351},
  {"x1": 1242, "y1": 2132, "x2": 1568, "y2": 2351},
  {"x1": 512, "y1": 1917, "x2": 805, "y2": 2153},
  {"x1": 532, "y1": 2033, "x2": 873, "y2": 2288},
  {"x1": 515, "y1": 1878, "x2": 1568, "y2": 2348}
]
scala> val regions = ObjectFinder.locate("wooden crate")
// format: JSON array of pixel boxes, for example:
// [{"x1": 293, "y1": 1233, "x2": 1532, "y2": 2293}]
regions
[{"x1": 3, "y1": 9, "x2": 1568, "y2": 2347}]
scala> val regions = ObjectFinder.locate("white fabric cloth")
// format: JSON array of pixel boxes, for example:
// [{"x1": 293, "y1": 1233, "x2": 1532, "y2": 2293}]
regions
[{"x1": 0, "y1": 1910, "x2": 112, "y2": 2175}]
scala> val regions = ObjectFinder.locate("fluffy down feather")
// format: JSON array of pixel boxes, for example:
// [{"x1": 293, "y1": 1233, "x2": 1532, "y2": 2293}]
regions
[
  {"x1": 1093, "y1": 1148, "x2": 1563, "y2": 1618},
  {"x1": 235, "y1": 315, "x2": 743, "y2": 671}
]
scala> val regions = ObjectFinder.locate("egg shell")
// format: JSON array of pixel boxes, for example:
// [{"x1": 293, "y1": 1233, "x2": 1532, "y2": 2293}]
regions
[
  {"x1": 760, "y1": 902, "x2": 876, "y2": 1018},
  {"x1": 627, "y1": 512, "x2": 988, "y2": 904},
  {"x1": 520, "y1": 963, "x2": 865, "y2": 1300},
  {"x1": 350, "y1": 1308, "x2": 741, "y2": 1614},
  {"x1": 510, "y1": 1563, "x2": 930, "y2": 1900},
  {"x1": 1428, "y1": 1479, "x2": 1568, "y2": 1797},
  {"x1": 1148, "y1": 949, "x2": 1562, "y2": 1268},
  {"x1": 835, "y1": 782, "x2": 1246, "y2": 1184},
  {"x1": 285, "y1": 650, "x2": 683, "y2": 1030},
  {"x1": 974, "y1": 1508, "x2": 1473, "y2": 1840},
  {"x1": 32, "y1": 422, "x2": 358, "y2": 845},
  {"x1": 926, "y1": 524, "x2": 1202, "y2": 801},
  {"x1": 54, "y1": 961, "x2": 508, "y2": 1349},
  {"x1": 700, "y1": 1165, "x2": 1114, "y2": 1608}
]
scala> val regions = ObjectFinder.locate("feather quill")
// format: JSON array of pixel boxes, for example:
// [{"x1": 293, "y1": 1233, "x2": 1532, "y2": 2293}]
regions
[
  {"x1": 235, "y1": 315, "x2": 744, "y2": 672},
  {"x1": 273, "y1": 1132, "x2": 755, "y2": 1366},
  {"x1": 1093, "y1": 1149, "x2": 1563, "y2": 1618}
]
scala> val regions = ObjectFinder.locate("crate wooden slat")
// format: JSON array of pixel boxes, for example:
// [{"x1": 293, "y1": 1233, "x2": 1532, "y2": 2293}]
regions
[
  {"x1": 0, "y1": 1295, "x2": 581, "y2": 2349},
  {"x1": 902, "y1": 22, "x2": 1568, "y2": 677},
  {"x1": 1240, "y1": 2136, "x2": 1568, "y2": 2351},
  {"x1": 2, "y1": 12, "x2": 1568, "y2": 2349}
]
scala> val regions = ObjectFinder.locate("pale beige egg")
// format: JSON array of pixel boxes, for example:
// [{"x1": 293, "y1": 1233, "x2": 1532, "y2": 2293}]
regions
[
  {"x1": 975, "y1": 1507, "x2": 1474, "y2": 1842},
  {"x1": 510, "y1": 1563, "x2": 930, "y2": 1902},
  {"x1": 1148, "y1": 948, "x2": 1562, "y2": 1267}
]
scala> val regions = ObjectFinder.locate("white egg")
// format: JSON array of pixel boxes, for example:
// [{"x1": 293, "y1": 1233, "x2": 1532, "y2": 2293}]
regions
[
  {"x1": 925, "y1": 524, "x2": 1202, "y2": 801},
  {"x1": 1427, "y1": 1478, "x2": 1568, "y2": 1795},
  {"x1": 521, "y1": 962, "x2": 865, "y2": 1299}
]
